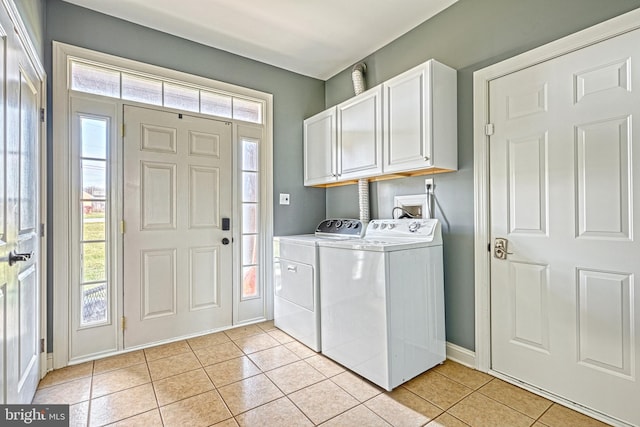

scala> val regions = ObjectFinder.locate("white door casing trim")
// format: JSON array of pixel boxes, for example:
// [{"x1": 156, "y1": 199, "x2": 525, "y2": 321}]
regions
[
  {"x1": 52, "y1": 42, "x2": 274, "y2": 368},
  {"x1": 473, "y1": 7, "x2": 640, "y2": 426}
]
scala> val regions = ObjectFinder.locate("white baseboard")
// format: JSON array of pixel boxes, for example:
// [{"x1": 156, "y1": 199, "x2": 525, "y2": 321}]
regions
[{"x1": 446, "y1": 342, "x2": 476, "y2": 368}]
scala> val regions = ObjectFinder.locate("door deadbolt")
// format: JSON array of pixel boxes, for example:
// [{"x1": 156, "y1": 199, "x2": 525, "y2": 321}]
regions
[{"x1": 493, "y1": 238, "x2": 513, "y2": 260}]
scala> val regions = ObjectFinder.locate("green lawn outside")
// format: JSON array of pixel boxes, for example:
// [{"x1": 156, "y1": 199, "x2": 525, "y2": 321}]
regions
[{"x1": 83, "y1": 219, "x2": 106, "y2": 282}]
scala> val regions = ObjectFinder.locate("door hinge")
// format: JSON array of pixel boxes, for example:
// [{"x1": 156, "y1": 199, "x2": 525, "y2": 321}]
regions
[
  {"x1": 121, "y1": 316, "x2": 126, "y2": 330},
  {"x1": 120, "y1": 220, "x2": 125, "y2": 234},
  {"x1": 40, "y1": 108, "x2": 45, "y2": 123},
  {"x1": 40, "y1": 338, "x2": 45, "y2": 353},
  {"x1": 40, "y1": 223, "x2": 45, "y2": 237},
  {"x1": 121, "y1": 124, "x2": 125, "y2": 137},
  {"x1": 485, "y1": 123, "x2": 494, "y2": 136}
]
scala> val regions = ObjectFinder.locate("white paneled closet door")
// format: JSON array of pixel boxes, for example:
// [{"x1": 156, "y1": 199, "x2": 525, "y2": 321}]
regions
[
  {"x1": 123, "y1": 105, "x2": 233, "y2": 348},
  {"x1": 489, "y1": 27, "x2": 640, "y2": 425}
]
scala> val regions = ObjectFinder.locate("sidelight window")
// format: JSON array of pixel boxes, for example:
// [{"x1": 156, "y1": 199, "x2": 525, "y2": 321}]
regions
[
  {"x1": 241, "y1": 137, "x2": 260, "y2": 299},
  {"x1": 78, "y1": 116, "x2": 110, "y2": 326}
]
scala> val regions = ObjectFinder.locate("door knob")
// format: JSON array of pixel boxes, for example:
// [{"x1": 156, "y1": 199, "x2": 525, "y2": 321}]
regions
[
  {"x1": 222, "y1": 238, "x2": 230, "y2": 245},
  {"x1": 8, "y1": 251, "x2": 32, "y2": 266},
  {"x1": 493, "y1": 238, "x2": 513, "y2": 260}
]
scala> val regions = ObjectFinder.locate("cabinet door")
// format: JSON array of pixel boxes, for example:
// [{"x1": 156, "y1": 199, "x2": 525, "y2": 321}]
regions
[
  {"x1": 383, "y1": 63, "x2": 432, "y2": 173},
  {"x1": 304, "y1": 108, "x2": 337, "y2": 186},
  {"x1": 337, "y1": 86, "x2": 383, "y2": 180}
]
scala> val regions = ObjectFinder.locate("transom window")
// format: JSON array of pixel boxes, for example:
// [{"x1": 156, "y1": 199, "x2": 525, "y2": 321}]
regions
[{"x1": 70, "y1": 60, "x2": 263, "y2": 124}]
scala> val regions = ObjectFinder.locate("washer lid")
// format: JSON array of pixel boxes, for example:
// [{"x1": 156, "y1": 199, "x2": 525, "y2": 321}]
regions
[
  {"x1": 273, "y1": 234, "x2": 319, "y2": 246},
  {"x1": 317, "y1": 236, "x2": 441, "y2": 252}
]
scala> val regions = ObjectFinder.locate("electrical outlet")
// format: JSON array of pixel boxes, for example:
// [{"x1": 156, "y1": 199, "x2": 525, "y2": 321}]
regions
[
  {"x1": 279, "y1": 193, "x2": 290, "y2": 205},
  {"x1": 425, "y1": 178, "x2": 434, "y2": 194}
]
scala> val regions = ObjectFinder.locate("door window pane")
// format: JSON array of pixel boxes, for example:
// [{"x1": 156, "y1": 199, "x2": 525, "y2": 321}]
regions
[
  {"x1": 242, "y1": 139, "x2": 259, "y2": 171},
  {"x1": 201, "y1": 91, "x2": 232, "y2": 118},
  {"x1": 82, "y1": 209, "x2": 105, "y2": 241},
  {"x1": 242, "y1": 172, "x2": 258, "y2": 203},
  {"x1": 242, "y1": 235, "x2": 257, "y2": 265},
  {"x1": 82, "y1": 160, "x2": 106, "y2": 195},
  {"x1": 242, "y1": 266, "x2": 258, "y2": 298},
  {"x1": 81, "y1": 283, "x2": 108, "y2": 325},
  {"x1": 242, "y1": 204, "x2": 257, "y2": 234},
  {"x1": 81, "y1": 117, "x2": 107, "y2": 159},
  {"x1": 122, "y1": 73, "x2": 162, "y2": 105},
  {"x1": 164, "y1": 83, "x2": 199, "y2": 112},
  {"x1": 82, "y1": 242, "x2": 106, "y2": 282},
  {"x1": 71, "y1": 62, "x2": 120, "y2": 97}
]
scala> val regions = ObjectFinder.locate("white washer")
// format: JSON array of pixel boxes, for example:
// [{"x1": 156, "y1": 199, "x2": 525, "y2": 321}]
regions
[
  {"x1": 273, "y1": 219, "x2": 364, "y2": 351},
  {"x1": 318, "y1": 218, "x2": 445, "y2": 391}
]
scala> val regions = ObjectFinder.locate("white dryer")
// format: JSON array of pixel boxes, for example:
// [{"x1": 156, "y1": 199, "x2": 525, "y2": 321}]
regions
[
  {"x1": 318, "y1": 219, "x2": 445, "y2": 390},
  {"x1": 273, "y1": 219, "x2": 364, "y2": 351}
]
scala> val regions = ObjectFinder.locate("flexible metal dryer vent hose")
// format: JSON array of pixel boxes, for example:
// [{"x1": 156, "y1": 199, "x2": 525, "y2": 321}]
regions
[
  {"x1": 352, "y1": 62, "x2": 370, "y2": 223},
  {"x1": 358, "y1": 178, "x2": 370, "y2": 223},
  {"x1": 352, "y1": 62, "x2": 367, "y2": 95}
]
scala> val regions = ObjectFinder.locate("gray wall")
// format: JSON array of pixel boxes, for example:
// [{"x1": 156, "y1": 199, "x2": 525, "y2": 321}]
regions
[
  {"x1": 44, "y1": 0, "x2": 327, "y2": 351},
  {"x1": 324, "y1": 0, "x2": 640, "y2": 351},
  {"x1": 13, "y1": 0, "x2": 45, "y2": 62}
]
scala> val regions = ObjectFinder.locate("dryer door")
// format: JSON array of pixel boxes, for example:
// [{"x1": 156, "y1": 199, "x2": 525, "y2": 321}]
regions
[{"x1": 274, "y1": 260, "x2": 314, "y2": 311}]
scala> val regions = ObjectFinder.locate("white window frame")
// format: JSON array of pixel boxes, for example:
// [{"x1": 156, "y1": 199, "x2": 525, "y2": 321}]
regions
[{"x1": 52, "y1": 42, "x2": 274, "y2": 368}]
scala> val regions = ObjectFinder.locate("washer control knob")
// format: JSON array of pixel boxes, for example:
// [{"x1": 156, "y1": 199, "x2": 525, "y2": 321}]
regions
[
  {"x1": 372, "y1": 223, "x2": 379, "y2": 229},
  {"x1": 409, "y1": 222, "x2": 421, "y2": 233},
  {"x1": 380, "y1": 223, "x2": 387, "y2": 230},
  {"x1": 335, "y1": 220, "x2": 343, "y2": 229},
  {"x1": 388, "y1": 223, "x2": 395, "y2": 230}
]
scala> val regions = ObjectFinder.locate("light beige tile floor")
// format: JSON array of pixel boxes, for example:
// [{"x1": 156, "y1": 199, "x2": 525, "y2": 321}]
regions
[{"x1": 34, "y1": 321, "x2": 612, "y2": 426}]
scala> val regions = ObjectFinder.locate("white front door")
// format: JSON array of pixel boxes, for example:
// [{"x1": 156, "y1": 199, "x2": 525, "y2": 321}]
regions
[
  {"x1": 1, "y1": 22, "x2": 42, "y2": 402},
  {"x1": 123, "y1": 105, "x2": 233, "y2": 348},
  {"x1": 489, "y1": 28, "x2": 640, "y2": 425}
]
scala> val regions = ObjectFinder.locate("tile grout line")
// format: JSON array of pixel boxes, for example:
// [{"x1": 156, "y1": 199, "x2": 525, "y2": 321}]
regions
[
  {"x1": 142, "y1": 353, "x2": 163, "y2": 426},
  {"x1": 86, "y1": 361, "x2": 95, "y2": 427},
  {"x1": 440, "y1": 410, "x2": 472, "y2": 426},
  {"x1": 281, "y1": 395, "x2": 316, "y2": 426},
  {"x1": 474, "y1": 383, "x2": 549, "y2": 422}
]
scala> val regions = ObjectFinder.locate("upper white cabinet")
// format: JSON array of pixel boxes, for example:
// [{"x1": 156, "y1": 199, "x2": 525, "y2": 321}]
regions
[
  {"x1": 303, "y1": 85, "x2": 382, "y2": 186},
  {"x1": 303, "y1": 59, "x2": 456, "y2": 187},
  {"x1": 303, "y1": 107, "x2": 336, "y2": 186},
  {"x1": 383, "y1": 59, "x2": 457, "y2": 173},
  {"x1": 337, "y1": 85, "x2": 383, "y2": 180}
]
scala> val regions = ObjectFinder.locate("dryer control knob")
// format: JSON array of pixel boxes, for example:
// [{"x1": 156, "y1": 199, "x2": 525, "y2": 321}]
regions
[{"x1": 409, "y1": 222, "x2": 421, "y2": 232}]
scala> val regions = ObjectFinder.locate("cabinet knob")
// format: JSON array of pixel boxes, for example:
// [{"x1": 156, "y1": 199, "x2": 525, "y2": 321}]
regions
[{"x1": 424, "y1": 156, "x2": 430, "y2": 161}]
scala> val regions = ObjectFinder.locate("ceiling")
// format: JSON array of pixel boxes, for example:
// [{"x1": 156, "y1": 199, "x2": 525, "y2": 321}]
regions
[{"x1": 61, "y1": 0, "x2": 458, "y2": 80}]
